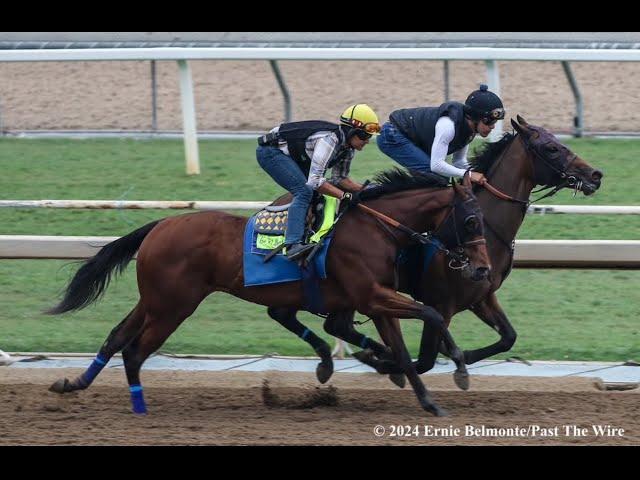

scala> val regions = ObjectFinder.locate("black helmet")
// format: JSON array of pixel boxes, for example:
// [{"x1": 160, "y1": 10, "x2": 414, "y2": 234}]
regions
[{"x1": 464, "y1": 84, "x2": 505, "y2": 122}]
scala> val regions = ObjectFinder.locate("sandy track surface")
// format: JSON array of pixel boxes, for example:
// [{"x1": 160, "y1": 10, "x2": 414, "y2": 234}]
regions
[{"x1": 2, "y1": 368, "x2": 637, "y2": 445}]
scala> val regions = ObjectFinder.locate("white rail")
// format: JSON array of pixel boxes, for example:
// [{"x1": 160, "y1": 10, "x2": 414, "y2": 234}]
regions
[
  {"x1": 2, "y1": 47, "x2": 640, "y2": 62},
  {"x1": 1, "y1": 236, "x2": 638, "y2": 267},
  {"x1": 0, "y1": 200, "x2": 270, "y2": 210},
  {"x1": 3, "y1": 46, "x2": 639, "y2": 171},
  {"x1": 1, "y1": 200, "x2": 638, "y2": 215}
]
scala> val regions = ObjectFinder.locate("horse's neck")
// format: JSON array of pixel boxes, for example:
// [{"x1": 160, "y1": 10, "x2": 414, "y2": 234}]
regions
[{"x1": 481, "y1": 137, "x2": 535, "y2": 243}]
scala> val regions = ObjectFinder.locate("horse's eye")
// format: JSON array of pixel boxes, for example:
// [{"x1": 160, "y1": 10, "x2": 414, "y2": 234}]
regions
[
  {"x1": 546, "y1": 145, "x2": 559, "y2": 153},
  {"x1": 464, "y1": 216, "x2": 478, "y2": 232}
]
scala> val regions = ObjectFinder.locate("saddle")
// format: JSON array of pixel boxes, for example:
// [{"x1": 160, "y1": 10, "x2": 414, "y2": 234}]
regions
[{"x1": 255, "y1": 193, "x2": 339, "y2": 262}]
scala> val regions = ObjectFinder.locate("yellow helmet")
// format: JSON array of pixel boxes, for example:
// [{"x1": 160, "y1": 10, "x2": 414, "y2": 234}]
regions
[{"x1": 340, "y1": 104, "x2": 381, "y2": 135}]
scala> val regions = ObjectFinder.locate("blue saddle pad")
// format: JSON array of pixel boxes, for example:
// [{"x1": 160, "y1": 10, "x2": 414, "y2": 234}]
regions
[
  {"x1": 243, "y1": 215, "x2": 333, "y2": 287},
  {"x1": 397, "y1": 239, "x2": 442, "y2": 300}
]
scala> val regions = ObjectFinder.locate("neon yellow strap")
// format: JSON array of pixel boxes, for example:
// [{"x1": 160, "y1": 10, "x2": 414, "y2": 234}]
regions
[{"x1": 309, "y1": 196, "x2": 338, "y2": 244}]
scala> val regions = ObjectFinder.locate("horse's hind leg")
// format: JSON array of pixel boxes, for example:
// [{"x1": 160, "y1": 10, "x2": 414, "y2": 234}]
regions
[
  {"x1": 324, "y1": 312, "x2": 406, "y2": 388},
  {"x1": 324, "y1": 311, "x2": 392, "y2": 361},
  {"x1": 121, "y1": 311, "x2": 184, "y2": 414},
  {"x1": 268, "y1": 307, "x2": 334, "y2": 384},
  {"x1": 49, "y1": 303, "x2": 145, "y2": 394},
  {"x1": 463, "y1": 294, "x2": 517, "y2": 365}
]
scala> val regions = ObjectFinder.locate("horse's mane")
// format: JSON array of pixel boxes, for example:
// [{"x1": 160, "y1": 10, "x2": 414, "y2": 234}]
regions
[
  {"x1": 359, "y1": 168, "x2": 449, "y2": 201},
  {"x1": 468, "y1": 132, "x2": 517, "y2": 174}
]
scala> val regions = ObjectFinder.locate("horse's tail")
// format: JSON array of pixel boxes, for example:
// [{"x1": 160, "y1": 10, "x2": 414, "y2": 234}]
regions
[{"x1": 46, "y1": 220, "x2": 161, "y2": 315}]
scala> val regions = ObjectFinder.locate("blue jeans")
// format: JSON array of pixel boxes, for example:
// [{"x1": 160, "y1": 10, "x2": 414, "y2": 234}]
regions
[
  {"x1": 377, "y1": 121, "x2": 433, "y2": 175},
  {"x1": 256, "y1": 145, "x2": 313, "y2": 245}
]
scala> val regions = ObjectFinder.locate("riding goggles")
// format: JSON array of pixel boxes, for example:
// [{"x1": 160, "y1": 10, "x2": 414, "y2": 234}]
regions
[
  {"x1": 354, "y1": 129, "x2": 373, "y2": 140},
  {"x1": 481, "y1": 108, "x2": 506, "y2": 125},
  {"x1": 347, "y1": 119, "x2": 381, "y2": 135}
]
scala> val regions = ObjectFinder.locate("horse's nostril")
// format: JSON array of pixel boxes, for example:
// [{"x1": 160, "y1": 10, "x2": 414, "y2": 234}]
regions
[
  {"x1": 473, "y1": 267, "x2": 490, "y2": 280},
  {"x1": 592, "y1": 170, "x2": 603, "y2": 182}
]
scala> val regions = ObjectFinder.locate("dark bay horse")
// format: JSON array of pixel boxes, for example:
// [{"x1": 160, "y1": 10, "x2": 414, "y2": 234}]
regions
[
  {"x1": 332, "y1": 115, "x2": 603, "y2": 384},
  {"x1": 47, "y1": 170, "x2": 490, "y2": 416},
  {"x1": 280, "y1": 116, "x2": 603, "y2": 387}
]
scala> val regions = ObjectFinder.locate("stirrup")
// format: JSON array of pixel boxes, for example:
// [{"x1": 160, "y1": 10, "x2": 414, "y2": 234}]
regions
[{"x1": 286, "y1": 243, "x2": 315, "y2": 261}]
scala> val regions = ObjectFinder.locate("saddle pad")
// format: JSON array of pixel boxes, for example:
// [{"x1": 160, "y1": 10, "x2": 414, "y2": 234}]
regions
[
  {"x1": 397, "y1": 239, "x2": 442, "y2": 300},
  {"x1": 243, "y1": 215, "x2": 333, "y2": 287}
]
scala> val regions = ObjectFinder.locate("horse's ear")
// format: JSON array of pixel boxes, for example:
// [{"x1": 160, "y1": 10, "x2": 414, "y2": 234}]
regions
[
  {"x1": 516, "y1": 114, "x2": 530, "y2": 127},
  {"x1": 511, "y1": 118, "x2": 524, "y2": 134}
]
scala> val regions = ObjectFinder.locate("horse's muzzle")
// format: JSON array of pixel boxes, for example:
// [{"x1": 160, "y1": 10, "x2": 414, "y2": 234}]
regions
[{"x1": 579, "y1": 169, "x2": 603, "y2": 196}]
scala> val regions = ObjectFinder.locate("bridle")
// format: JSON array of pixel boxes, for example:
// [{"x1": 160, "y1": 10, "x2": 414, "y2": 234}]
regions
[
  {"x1": 475, "y1": 128, "x2": 583, "y2": 272},
  {"x1": 422, "y1": 196, "x2": 486, "y2": 270},
  {"x1": 481, "y1": 130, "x2": 583, "y2": 212}
]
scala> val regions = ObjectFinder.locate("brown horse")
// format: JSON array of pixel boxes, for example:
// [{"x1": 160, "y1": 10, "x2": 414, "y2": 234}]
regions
[
  {"x1": 47, "y1": 169, "x2": 490, "y2": 416},
  {"x1": 315, "y1": 116, "x2": 604, "y2": 385}
]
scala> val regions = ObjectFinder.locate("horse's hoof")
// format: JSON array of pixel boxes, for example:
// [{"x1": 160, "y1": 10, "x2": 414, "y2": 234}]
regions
[
  {"x1": 352, "y1": 349, "x2": 375, "y2": 364},
  {"x1": 49, "y1": 378, "x2": 69, "y2": 394},
  {"x1": 389, "y1": 373, "x2": 406, "y2": 389},
  {"x1": 423, "y1": 402, "x2": 449, "y2": 417},
  {"x1": 453, "y1": 370, "x2": 470, "y2": 391},
  {"x1": 316, "y1": 362, "x2": 334, "y2": 384},
  {"x1": 430, "y1": 405, "x2": 449, "y2": 417}
]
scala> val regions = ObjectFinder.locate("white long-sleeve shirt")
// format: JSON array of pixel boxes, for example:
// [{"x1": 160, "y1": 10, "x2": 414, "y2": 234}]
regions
[{"x1": 429, "y1": 116, "x2": 473, "y2": 178}]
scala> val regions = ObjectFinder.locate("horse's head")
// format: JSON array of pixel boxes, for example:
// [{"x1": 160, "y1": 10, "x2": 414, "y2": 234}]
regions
[
  {"x1": 511, "y1": 115, "x2": 603, "y2": 195},
  {"x1": 436, "y1": 172, "x2": 492, "y2": 282}
]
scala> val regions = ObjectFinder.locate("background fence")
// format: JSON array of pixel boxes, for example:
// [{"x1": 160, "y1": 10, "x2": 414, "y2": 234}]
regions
[{"x1": 1, "y1": 200, "x2": 638, "y2": 268}]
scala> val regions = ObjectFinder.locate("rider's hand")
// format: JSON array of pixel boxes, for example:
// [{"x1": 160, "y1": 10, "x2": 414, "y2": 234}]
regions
[{"x1": 470, "y1": 172, "x2": 487, "y2": 185}]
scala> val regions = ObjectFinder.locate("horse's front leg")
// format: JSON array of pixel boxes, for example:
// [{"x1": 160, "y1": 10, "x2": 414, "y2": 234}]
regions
[
  {"x1": 356, "y1": 284, "x2": 448, "y2": 416},
  {"x1": 463, "y1": 292, "x2": 517, "y2": 364},
  {"x1": 420, "y1": 315, "x2": 470, "y2": 391}
]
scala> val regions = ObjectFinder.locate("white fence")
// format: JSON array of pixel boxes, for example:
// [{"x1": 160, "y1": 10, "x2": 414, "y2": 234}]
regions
[
  {"x1": 1, "y1": 199, "x2": 638, "y2": 267},
  {"x1": 3, "y1": 46, "x2": 640, "y2": 172},
  {"x1": 1, "y1": 236, "x2": 638, "y2": 268},
  {"x1": 1, "y1": 200, "x2": 639, "y2": 215}
]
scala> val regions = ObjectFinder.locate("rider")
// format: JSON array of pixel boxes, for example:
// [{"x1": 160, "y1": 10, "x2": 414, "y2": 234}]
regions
[
  {"x1": 377, "y1": 84, "x2": 505, "y2": 185},
  {"x1": 256, "y1": 104, "x2": 381, "y2": 260}
]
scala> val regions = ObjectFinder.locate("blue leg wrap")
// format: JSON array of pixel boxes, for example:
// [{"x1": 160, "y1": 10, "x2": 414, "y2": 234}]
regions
[
  {"x1": 79, "y1": 355, "x2": 108, "y2": 387},
  {"x1": 360, "y1": 336, "x2": 369, "y2": 349},
  {"x1": 300, "y1": 328, "x2": 310, "y2": 340},
  {"x1": 129, "y1": 384, "x2": 147, "y2": 414}
]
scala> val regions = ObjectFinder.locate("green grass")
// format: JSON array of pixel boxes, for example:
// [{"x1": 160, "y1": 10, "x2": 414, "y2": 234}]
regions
[{"x1": 0, "y1": 138, "x2": 638, "y2": 361}]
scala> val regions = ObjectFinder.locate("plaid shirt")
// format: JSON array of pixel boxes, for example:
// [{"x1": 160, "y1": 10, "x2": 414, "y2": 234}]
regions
[{"x1": 271, "y1": 127, "x2": 355, "y2": 189}]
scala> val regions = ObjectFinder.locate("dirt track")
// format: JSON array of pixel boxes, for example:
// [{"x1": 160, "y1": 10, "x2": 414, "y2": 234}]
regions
[{"x1": 1, "y1": 368, "x2": 637, "y2": 445}]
